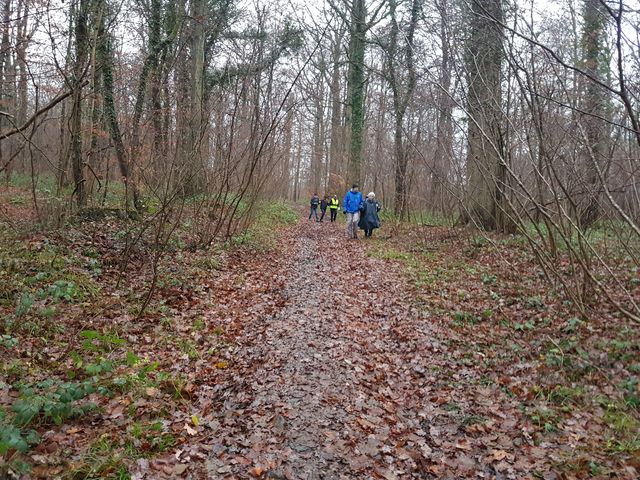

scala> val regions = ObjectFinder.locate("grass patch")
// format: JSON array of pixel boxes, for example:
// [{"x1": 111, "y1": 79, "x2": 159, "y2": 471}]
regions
[
  {"x1": 125, "y1": 421, "x2": 176, "y2": 458},
  {"x1": 67, "y1": 434, "x2": 130, "y2": 479},
  {"x1": 231, "y1": 201, "x2": 298, "y2": 251},
  {"x1": 68, "y1": 421, "x2": 175, "y2": 479},
  {"x1": 598, "y1": 397, "x2": 640, "y2": 454},
  {"x1": 8, "y1": 172, "x2": 129, "y2": 211},
  {"x1": 9, "y1": 172, "x2": 60, "y2": 194},
  {"x1": 529, "y1": 407, "x2": 560, "y2": 434},
  {"x1": 367, "y1": 246, "x2": 437, "y2": 287},
  {"x1": 547, "y1": 385, "x2": 584, "y2": 406},
  {"x1": 378, "y1": 209, "x2": 450, "y2": 226},
  {"x1": 452, "y1": 310, "x2": 482, "y2": 327}
]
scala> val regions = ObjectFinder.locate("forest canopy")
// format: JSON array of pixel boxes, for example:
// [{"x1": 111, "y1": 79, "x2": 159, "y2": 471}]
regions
[{"x1": 1, "y1": 0, "x2": 639, "y2": 316}]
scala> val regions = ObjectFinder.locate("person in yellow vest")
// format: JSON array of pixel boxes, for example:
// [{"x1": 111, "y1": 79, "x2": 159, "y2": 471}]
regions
[{"x1": 328, "y1": 194, "x2": 340, "y2": 222}]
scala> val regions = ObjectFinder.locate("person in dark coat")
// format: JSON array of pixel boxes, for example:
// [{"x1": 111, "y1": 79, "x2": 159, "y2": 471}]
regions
[
  {"x1": 319, "y1": 196, "x2": 328, "y2": 222},
  {"x1": 309, "y1": 193, "x2": 320, "y2": 221},
  {"x1": 358, "y1": 192, "x2": 381, "y2": 238}
]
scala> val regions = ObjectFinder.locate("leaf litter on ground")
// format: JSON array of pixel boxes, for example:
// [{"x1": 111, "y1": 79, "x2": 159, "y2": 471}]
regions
[{"x1": 0, "y1": 202, "x2": 638, "y2": 479}]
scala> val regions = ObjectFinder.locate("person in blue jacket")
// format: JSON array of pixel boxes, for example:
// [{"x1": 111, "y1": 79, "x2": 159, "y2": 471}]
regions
[{"x1": 343, "y1": 183, "x2": 363, "y2": 239}]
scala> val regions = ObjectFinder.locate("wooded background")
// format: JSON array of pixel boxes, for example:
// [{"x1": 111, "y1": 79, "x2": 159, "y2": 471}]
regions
[{"x1": 1, "y1": 0, "x2": 639, "y2": 318}]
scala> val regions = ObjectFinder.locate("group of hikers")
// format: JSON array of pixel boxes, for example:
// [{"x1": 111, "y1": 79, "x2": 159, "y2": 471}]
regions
[{"x1": 309, "y1": 184, "x2": 381, "y2": 239}]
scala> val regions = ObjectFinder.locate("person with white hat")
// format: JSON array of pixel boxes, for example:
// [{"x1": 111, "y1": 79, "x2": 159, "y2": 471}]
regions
[{"x1": 358, "y1": 192, "x2": 381, "y2": 238}]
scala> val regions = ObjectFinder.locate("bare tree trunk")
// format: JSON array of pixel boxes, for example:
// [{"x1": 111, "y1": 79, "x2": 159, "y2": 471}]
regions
[
  {"x1": 464, "y1": 0, "x2": 511, "y2": 232},
  {"x1": 0, "y1": 0, "x2": 11, "y2": 184},
  {"x1": 174, "y1": 0, "x2": 205, "y2": 196},
  {"x1": 345, "y1": 0, "x2": 367, "y2": 184},
  {"x1": 69, "y1": 0, "x2": 90, "y2": 207},
  {"x1": 280, "y1": 99, "x2": 293, "y2": 198},
  {"x1": 293, "y1": 119, "x2": 302, "y2": 202},
  {"x1": 57, "y1": 0, "x2": 76, "y2": 191},
  {"x1": 328, "y1": 27, "x2": 344, "y2": 194},
  {"x1": 388, "y1": 0, "x2": 419, "y2": 219},
  {"x1": 432, "y1": 0, "x2": 453, "y2": 213},
  {"x1": 97, "y1": 4, "x2": 138, "y2": 209},
  {"x1": 15, "y1": 0, "x2": 28, "y2": 125},
  {"x1": 188, "y1": 0, "x2": 205, "y2": 190},
  {"x1": 130, "y1": 0, "x2": 162, "y2": 188},
  {"x1": 579, "y1": 0, "x2": 608, "y2": 229},
  {"x1": 311, "y1": 84, "x2": 324, "y2": 194}
]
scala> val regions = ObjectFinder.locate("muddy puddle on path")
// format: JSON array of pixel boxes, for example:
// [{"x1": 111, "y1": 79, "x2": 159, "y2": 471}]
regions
[{"x1": 203, "y1": 221, "x2": 528, "y2": 479}]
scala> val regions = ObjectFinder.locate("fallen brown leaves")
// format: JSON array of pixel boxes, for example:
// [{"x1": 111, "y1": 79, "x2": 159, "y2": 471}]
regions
[
  {"x1": 370, "y1": 223, "x2": 639, "y2": 479},
  {"x1": 0, "y1": 203, "x2": 290, "y2": 478},
  {"x1": 1, "y1": 203, "x2": 638, "y2": 479}
]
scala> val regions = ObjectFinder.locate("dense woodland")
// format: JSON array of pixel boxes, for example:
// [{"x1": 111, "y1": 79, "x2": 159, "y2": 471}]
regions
[
  {"x1": 1, "y1": 0, "x2": 639, "y2": 316},
  {"x1": 0, "y1": 0, "x2": 639, "y2": 478}
]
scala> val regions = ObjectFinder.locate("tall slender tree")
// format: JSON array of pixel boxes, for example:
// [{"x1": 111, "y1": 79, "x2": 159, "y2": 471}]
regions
[
  {"x1": 0, "y1": 0, "x2": 12, "y2": 183},
  {"x1": 68, "y1": 0, "x2": 90, "y2": 207},
  {"x1": 386, "y1": 0, "x2": 420, "y2": 217},
  {"x1": 431, "y1": 0, "x2": 454, "y2": 212},
  {"x1": 345, "y1": 0, "x2": 367, "y2": 184},
  {"x1": 579, "y1": 0, "x2": 608, "y2": 229},
  {"x1": 331, "y1": 0, "x2": 386, "y2": 185},
  {"x1": 97, "y1": 1, "x2": 139, "y2": 209},
  {"x1": 464, "y1": 0, "x2": 510, "y2": 231},
  {"x1": 327, "y1": 26, "x2": 345, "y2": 194}
]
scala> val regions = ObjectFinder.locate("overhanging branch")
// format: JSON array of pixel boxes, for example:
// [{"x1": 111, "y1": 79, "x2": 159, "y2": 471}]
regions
[{"x1": 0, "y1": 85, "x2": 85, "y2": 141}]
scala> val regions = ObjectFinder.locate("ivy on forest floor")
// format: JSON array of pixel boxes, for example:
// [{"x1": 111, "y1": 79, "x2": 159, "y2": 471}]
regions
[{"x1": 0, "y1": 200, "x2": 299, "y2": 478}]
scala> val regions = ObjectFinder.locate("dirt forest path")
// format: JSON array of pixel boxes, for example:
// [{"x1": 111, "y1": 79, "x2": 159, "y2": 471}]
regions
[
  {"x1": 201, "y1": 217, "x2": 537, "y2": 479},
  {"x1": 204, "y1": 218, "x2": 438, "y2": 479}
]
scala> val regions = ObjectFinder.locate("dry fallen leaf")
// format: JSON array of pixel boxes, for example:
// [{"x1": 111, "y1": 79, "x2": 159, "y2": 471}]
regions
[
  {"x1": 249, "y1": 466, "x2": 264, "y2": 477},
  {"x1": 174, "y1": 463, "x2": 188, "y2": 475},
  {"x1": 490, "y1": 449, "x2": 508, "y2": 461},
  {"x1": 145, "y1": 387, "x2": 159, "y2": 397},
  {"x1": 109, "y1": 404, "x2": 125, "y2": 419},
  {"x1": 454, "y1": 440, "x2": 472, "y2": 451}
]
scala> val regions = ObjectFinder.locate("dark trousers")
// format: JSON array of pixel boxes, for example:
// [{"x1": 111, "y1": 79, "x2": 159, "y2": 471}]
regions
[
  {"x1": 330, "y1": 209, "x2": 337, "y2": 222},
  {"x1": 319, "y1": 209, "x2": 327, "y2": 221}
]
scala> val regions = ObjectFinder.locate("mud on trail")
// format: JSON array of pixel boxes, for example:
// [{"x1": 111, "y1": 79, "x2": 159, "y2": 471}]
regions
[{"x1": 200, "y1": 220, "x2": 538, "y2": 479}]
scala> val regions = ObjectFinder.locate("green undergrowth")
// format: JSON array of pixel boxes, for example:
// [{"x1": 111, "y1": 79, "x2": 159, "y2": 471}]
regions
[
  {"x1": 0, "y1": 212, "x2": 220, "y2": 476},
  {"x1": 0, "y1": 323, "x2": 185, "y2": 477},
  {"x1": 0, "y1": 186, "x2": 269, "y2": 476},
  {"x1": 1, "y1": 330, "x2": 124, "y2": 474},
  {"x1": 364, "y1": 223, "x2": 639, "y2": 473},
  {"x1": 377, "y1": 209, "x2": 450, "y2": 227},
  {"x1": 366, "y1": 244, "x2": 436, "y2": 287},
  {"x1": 231, "y1": 201, "x2": 298, "y2": 251},
  {"x1": 0, "y1": 235, "x2": 99, "y2": 319},
  {"x1": 8, "y1": 172, "x2": 60, "y2": 195},
  {"x1": 514, "y1": 220, "x2": 640, "y2": 258},
  {"x1": 6, "y1": 173, "x2": 132, "y2": 216}
]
